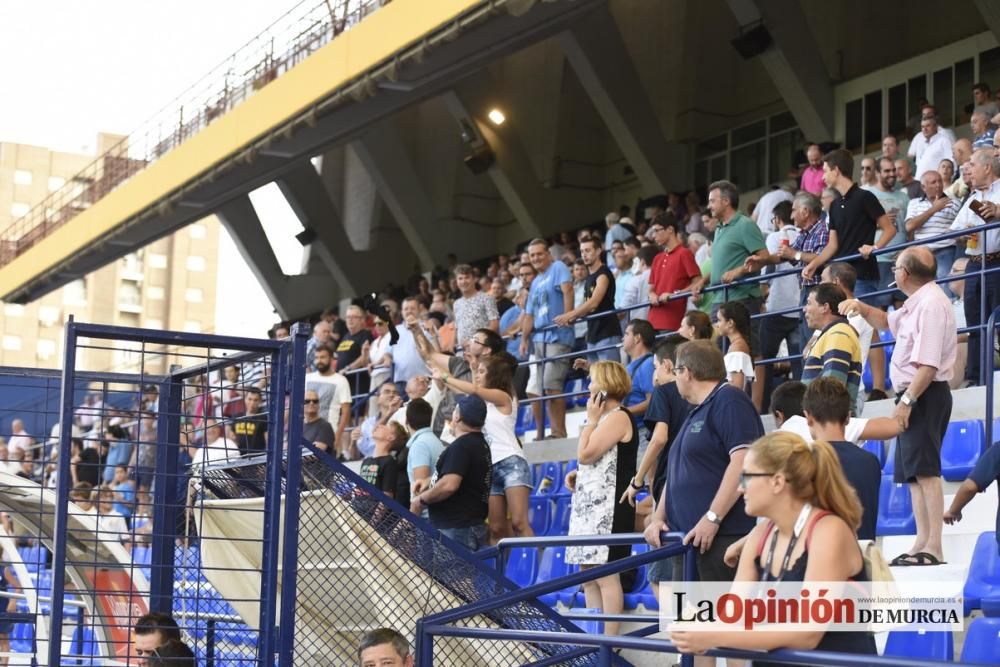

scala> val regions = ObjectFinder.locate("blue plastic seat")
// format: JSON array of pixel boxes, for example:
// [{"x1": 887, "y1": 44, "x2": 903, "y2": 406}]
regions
[
  {"x1": 941, "y1": 420, "x2": 986, "y2": 481},
  {"x1": 556, "y1": 460, "x2": 578, "y2": 498},
  {"x1": 861, "y1": 440, "x2": 886, "y2": 467},
  {"x1": 551, "y1": 495, "x2": 573, "y2": 536},
  {"x1": 623, "y1": 544, "x2": 658, "y2": 611},
  {"x1": 882, "y1": 438, "x2": 897, "y2": 476},
  {"x1": 528, "y1": 497, "x2": 553, "y2": 536},
  {"x1": 964, "y1": 532, "x2": 1000, "y2": 615},
  {"x1": 960, "y1": 616, "x2": 1000, "y2": 663},
  {"x1": 515, "y1": 403, "x2": 535, "y2": 437},
  {"x1": 10, "y1": 622, "x2": 33, "y2": 653},
  {"x1": 504, "y1": 547, "x2": 539, "y2": 588},
  {"x1": 982, "y1": 596, "x2": 1000, "y2": 616},
  {"x1": 533, "y1": 462, "x2": 562, "y2": 495},
  {"x1": 536, "y1": 547, "x2": 580, "y2": 606},
  {"x1": 876, "y1": 477, "x2": 916, "y2": 536},
  {"x1": 883, "y1": 627, "x2": 953, "y2": 661},
  {"x1": 68, "y1": 625, "x2": 98, "y2": 664}
]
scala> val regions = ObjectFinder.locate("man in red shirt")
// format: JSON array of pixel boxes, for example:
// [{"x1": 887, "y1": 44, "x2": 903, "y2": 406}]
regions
[{"x1": 647, "y1": 216, "x2": 702, "y2": 332}]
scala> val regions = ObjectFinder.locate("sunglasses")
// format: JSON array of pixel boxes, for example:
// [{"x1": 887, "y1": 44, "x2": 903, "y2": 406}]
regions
[
  {"x1": 303, "y1": 399, "x2": 319, "y2": 405},
  {"x1": 739, "y1": 471, "x2": 775, "y2": 486}
]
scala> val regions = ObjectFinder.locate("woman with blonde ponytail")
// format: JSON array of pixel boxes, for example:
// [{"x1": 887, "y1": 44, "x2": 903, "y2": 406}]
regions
[{"x1": 671, "y1": 432, "x2": 876, "y2": 663}]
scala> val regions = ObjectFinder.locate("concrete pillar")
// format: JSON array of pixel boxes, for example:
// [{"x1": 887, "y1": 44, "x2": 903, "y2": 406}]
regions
[
  {"x1": 726, "y1": 0, "x2": 835, "y2": 141},
  {"x1": 216, "y1": 195, "x2": 335, "y2": 320},
  {"x1": 557, "y1": 4, "x2": 688, "y2": 195}
]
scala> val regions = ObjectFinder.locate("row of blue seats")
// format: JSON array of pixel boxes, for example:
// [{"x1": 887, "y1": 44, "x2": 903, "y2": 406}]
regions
[
  {"x1": 862, "y1": 419, "x2": 989, "y2": 483},
  {"x1": 504, "y1": 544, "x2": 658, "y2": 611}
]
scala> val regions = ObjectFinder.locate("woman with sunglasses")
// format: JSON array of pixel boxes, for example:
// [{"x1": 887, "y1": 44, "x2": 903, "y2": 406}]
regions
[
  {"x1": 670, "y1": 431, "x2": 876, "y2": 662},
  {"x1": 432, "y1": 352, "x2": 534, "y2": 543},
  {"x1": 366, "y1": 317, "x2": 394, "y2": 412}
]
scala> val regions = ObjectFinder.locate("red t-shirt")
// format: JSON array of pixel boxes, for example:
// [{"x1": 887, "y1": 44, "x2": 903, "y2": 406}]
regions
[{"x1": 647, "y1": 245, "x2": 701, "y2": 331}]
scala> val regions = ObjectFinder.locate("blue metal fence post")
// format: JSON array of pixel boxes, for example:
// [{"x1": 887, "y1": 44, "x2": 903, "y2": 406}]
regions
[
  {"x1": 257, "y1": 335, "x2": 291, "y2": 666},
  {"x1": 980, "y1": 230, "x2": 987, "y2": 385},
  {"x1": 148, "y1": 372, "x2": 183, "y2": 613},
  {"x1": 597, "y1": 644, "x2": 614, "y2": 666},
  {"x1": 48, "y1": 317, "x2": 79, "y2": 667},
  {"x1": 415, "y1": 620, "x2": 434, "y2": 666},
  {"x1": 276, "y1": 323, "x2": 308, "y2": 666}
]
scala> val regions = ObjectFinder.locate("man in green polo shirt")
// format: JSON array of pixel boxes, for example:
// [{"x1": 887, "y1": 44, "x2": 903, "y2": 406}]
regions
[{"x1": 691, "y1": 179, "x2": 769, "y2": 320}]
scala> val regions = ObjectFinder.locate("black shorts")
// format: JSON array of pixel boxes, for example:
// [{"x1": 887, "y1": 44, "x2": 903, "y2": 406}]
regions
[{"x1": 894, "y1": 381, "x2": 952, "y2": 483}]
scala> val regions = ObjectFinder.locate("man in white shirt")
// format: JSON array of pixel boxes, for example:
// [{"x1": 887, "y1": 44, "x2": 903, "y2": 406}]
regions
[
  {"x1": 909, "y1": 115, "x2": 955, "y2": 179},
  {"x1": 7, "y1": 420, "x2": 33, "y2": 457},
  {"x1": 305, "y1": 345, "x2": 352, "y2": 457},
  {"x1": 195, "y1": 420, "x2": 240, "y2": 468},
  {"x1": 950, "y1": 147, "x2": 1000, "y2": 385},
  {"x1": 751, "y1": 185, "x2": 793, "y2": 235},
  {"x1": 772, "y1": 381, "x2": 899, "y2": 443},
  {"x1": 95, "y1": 488, "x2": 130, "y2": 545}
]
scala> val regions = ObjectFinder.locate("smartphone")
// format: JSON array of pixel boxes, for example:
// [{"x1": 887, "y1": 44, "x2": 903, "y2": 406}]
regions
[
  {"x1": 597, "y1": 390, "x2": 608, "y2": 405},
  {"x1": 970, "y1": 199, "x2": 988, "y2": 220}
]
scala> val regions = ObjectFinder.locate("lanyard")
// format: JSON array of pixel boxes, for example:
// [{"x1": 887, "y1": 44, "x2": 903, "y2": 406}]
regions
[{"x1": 761, "y1": 503, "x2": 812, "y2": 583}]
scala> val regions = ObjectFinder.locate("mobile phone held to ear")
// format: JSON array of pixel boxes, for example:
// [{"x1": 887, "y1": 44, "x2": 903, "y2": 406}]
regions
[{"x1": 597, "y1": 390, "x2": 608, "y2": 405}]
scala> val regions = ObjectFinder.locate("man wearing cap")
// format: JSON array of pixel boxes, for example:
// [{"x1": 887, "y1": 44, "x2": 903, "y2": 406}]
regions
[{"x1": 409, "y1": 395, "x2": 492, "y2": 551}]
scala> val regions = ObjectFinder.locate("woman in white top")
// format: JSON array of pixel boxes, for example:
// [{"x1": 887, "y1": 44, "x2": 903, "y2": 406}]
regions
[
  {"x1": 716, "y1": 301, "x2": 754, "y2": 391},
  {"x1": 365, "y1": 317, "x2": 394, "y2": 414},
  {"x1": 433, "y1": 353, "x2": 534, "y2": 543}
]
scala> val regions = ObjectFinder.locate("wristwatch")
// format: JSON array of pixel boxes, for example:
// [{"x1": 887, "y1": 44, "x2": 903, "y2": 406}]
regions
[
  {"x1": 705, "y1": 510, "x2": 722, "y2": 525},
  {"x1": 794, "y1": 251, "x2": 803, "y2": 262},
  {"x1": 900, "y1": 392, "x2": 916, "y2": 407}
]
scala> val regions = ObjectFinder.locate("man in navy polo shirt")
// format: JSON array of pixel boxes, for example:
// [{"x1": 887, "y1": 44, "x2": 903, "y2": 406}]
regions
[{"x1": 644, "y1": 339, "x2": 763, "y2": 582}]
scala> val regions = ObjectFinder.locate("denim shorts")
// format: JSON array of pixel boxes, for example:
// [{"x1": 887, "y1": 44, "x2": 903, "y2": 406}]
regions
[
  {"x1": 439, "y1": 524, "x2": 489, "y2": 551},
  {"x1": 491, "y1": 455, "x2": 533, "y2": 496}
]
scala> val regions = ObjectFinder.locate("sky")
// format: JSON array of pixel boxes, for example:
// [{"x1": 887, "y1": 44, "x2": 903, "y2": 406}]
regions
[{"x1": 0, "y1": 0, "x2": 310, "y2": 336}]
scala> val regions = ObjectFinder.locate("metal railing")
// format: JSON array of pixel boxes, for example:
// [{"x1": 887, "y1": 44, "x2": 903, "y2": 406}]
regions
[
  {"x1": 0, "y1": 0, "x2": 387, "y2": 265},
  {"x1": 416, "y1": 532, "x2": 977, "y2": 666}
]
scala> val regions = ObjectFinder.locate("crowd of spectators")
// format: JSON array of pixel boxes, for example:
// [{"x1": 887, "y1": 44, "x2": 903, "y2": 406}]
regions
[{"x1": 1, "y1": 81, "x2": 998, "y2": 666}]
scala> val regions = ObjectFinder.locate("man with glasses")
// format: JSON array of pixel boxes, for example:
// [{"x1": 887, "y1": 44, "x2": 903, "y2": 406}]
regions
[
  {"x1": 302, "y1": 388, "x2": 336, "y2": 453},
  {"x1": 644, "y1": 340, "x2": 763, "y2": 586},
  {"x1": 337, "y1": 304, "x2": 374, "y2": 400},
  {"x1": 841, "y1": 246, "x2": 956, "y2": 567},
  {"x1": 800, "y1": 283, "x2": 863, "y2": 413},
  {"x1": 858, "y1": 156, "x2": 879, "y2": 190},
  {"x1": 647, "y1": 217, "x2": 701, "y2": 333}
]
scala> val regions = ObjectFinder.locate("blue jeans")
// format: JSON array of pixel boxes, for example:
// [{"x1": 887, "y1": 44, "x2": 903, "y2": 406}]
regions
[
  {"x1": 964, "y1": 257, "x2": 1000, "y2": 384},
  {"x1": 855, "y1": 278, "x2": 880, "y2": 299},
  {"x1": 587, "y1": 336, "x2": 621, "y2": 363},
  {"x1": 934, "y1": 245, "x2": 957, "y2": 298},
  {"x1": 439, "y1": 524, "x2": 489, "y2": 551}
]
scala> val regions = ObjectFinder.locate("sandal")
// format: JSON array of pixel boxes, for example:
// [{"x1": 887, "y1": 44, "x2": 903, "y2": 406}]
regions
[
  {"x1": 895, "y1": 552, "x2": 946, "y2": 566},
  {"x1": 889, "y1": 553, "x2": 912, "y2": 566}
]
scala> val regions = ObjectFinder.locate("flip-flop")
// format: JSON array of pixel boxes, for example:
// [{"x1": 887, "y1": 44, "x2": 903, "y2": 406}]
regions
[
  {"x1": 889, "y1": 553, "x2": 912, "y2": 566},
  {"x1": 896, "y1": 552, "x2": 946, "y2": 566}
]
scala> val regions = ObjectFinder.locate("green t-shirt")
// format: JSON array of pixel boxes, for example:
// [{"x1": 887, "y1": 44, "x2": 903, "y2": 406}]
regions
[{"x1": 710, "y1": 212, "x2": 766, "y2": 304}]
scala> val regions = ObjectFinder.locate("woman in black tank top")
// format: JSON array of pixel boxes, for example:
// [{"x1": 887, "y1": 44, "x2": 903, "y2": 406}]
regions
[{"x1": 670, "y1": 432, "x2": 877, "y2": 663}]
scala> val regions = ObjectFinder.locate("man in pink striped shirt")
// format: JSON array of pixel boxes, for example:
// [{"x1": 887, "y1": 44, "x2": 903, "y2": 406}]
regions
[{"x1": 840, "y1": 246, "x2": 956, "y2": 566}]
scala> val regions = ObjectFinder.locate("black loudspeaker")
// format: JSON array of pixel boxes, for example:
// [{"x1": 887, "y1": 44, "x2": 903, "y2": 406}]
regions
[
  {"x1": 464, "y1": 145, "x2": 496, "y2": 175},
  {"x1": 295, "y1": 228, "x2": 317, "y2": 246},
  {"x1": 730, "y1": 25, "x2": 772, "y2": 60}
]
